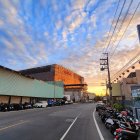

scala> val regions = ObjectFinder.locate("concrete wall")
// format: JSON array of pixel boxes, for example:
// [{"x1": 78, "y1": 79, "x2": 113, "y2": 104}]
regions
[
  {"x1": 120, "y1": 78, "x2": 136, "y2": 100},
  {"x1": 136, "y1": 70, "x2": 140, "y2": 84},
  {"x1": 0, "y1": 68, "x2": 64, "y2": 99},
  {"x1": 125, "y1": 77, "x2": 137, "y2": 84}
]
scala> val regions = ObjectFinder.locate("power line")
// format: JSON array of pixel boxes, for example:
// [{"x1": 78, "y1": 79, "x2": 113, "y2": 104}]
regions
[
  {"x1": 104, "y1": 0, "x2": 127, "y2": 53},
  {"x1": 109, "y1": 1, "x2": 140, "y2": 81},
  {"x1": 101, "y1": 0, "x2": 121, "y2": 56},
  {"x1": 108, "y1": 0, "x2": 134, "y2": 54},
  {"x1": 110, "y1": 1, "x2": 140, "y2": 59},
  {"x1": 112, "y1": 55, "x2": 140, "y2": 81},
  {"x1": 111, "y1": 51, "x2": 140, "y2": 80}
]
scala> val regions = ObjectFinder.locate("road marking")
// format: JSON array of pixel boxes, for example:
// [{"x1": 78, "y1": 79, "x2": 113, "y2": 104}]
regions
[
  {"x1": 0, "y1": 120, "x2": 29, "y2": 131},
  {"x1": 93, "y1": 109, "x2": 104, "y2": 140},
  {"x1": 60, "y1": 114, "x2": 81, "y2": 140},
  {"x1": 66, "y1": 119, "x2": 74, "y2": 123}
]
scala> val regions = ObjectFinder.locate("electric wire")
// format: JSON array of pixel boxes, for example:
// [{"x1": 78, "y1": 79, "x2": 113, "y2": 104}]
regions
[
  {"x1": 111, "y1": 39, "x2": 140, "y2": 80},
  {"x1": 111, "y1": 50, "x2": 140, "y2": 80},
  {"x1": 108, "y1": 0, "x2": 134, "y2": 54},
  {"x1": 110, "y1": 1, "x2": 140, "y2": 59},
  {"x1": 109, "y1": 1, "x2": 140, "y2": 81},
  {"x1": 104, "y1": 0, "x2": 127, "y2": 53},
  {"x1": 101, "y1": 0, "x2": 121, "y2": 56}
]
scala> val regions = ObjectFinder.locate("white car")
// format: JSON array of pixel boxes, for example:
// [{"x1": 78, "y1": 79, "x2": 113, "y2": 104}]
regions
[{"x1": 33, "y1": 101, "x2": 48, "y2": 108}]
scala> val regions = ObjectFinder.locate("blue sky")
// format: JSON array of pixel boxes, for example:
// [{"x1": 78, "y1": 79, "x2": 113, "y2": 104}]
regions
[{"x1": 0, "y1": 0, "x2": 140, "y2": 93}]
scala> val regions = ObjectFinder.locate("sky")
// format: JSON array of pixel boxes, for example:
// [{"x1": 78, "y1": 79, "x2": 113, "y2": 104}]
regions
[{"x1": 0, "y1": 0, "x2": 140, "y2": 95}]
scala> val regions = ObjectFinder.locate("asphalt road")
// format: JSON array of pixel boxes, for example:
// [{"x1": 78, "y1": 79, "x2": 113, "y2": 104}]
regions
[{"x1": 0, "y1": 103, "x2": 113, "y2": 140}]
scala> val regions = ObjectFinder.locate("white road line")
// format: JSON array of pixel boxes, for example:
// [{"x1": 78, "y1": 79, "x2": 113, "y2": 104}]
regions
[
  {"x1": 60, "y1": 114, "x2": 81, "y2": 140},
  {"x1": 93, "y1": 109, "x2": 104, "y2": 140},
  {"x1": 0, "y1": 120, "x2": 29, "y2": 131}
]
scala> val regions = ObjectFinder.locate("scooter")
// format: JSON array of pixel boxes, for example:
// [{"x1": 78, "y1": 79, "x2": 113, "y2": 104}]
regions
[
  {"x1": 114, "y1": 121, "x2": 139, "y2": 140},
  {"x1": 114, "y1": 127, "x2": 139, "y2": 140}
]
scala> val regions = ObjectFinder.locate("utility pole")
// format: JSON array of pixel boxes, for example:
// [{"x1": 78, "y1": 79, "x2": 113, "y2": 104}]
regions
[
  {"x1": 100, "y1": 53, "x2": 113, "y2": 107},
  {"x1": 54, "y1": 82, "x2": 56, "y2": 101},
  {"x1": 105, "y1": 80, "x2": 108, "y2": 105}
]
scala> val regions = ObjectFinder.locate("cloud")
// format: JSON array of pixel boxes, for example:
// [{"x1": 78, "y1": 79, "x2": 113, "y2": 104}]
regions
[
  {"x1": 0, "y1": 0, "x2": 51, "y2": 70},
  {"x1": 0, "y1": 0, "x2": 139, "y2": 93},
  {"x1": 110, "y1": 44, "x2": 140, "y2": 80},
  {"x1": 72, "y1": 0, "x2": 87, "y2": 10}
]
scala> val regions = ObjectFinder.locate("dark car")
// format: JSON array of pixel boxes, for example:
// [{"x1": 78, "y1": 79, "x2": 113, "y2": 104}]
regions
[
  {"x1": 53, "y1": 100, "x2": 61, "y2": 106},
  {"x1": 13, "y1": 103, "x2": 23, "y2": 110},
  {"x1": 96, "y1": 103, "x2": 106, "y2": 111},
  {"x1": 23, "y1": 102, "x2": 32, "y2": 109},
  {"x1": 61, "y1": 99, "x2": 65, "y2": 105},
  {"x1": 7, "y1": 104, "x2": 14, "y2": 111},
  {"x1": 0, "y1": 103, "x2": 8, "y2": 112}
]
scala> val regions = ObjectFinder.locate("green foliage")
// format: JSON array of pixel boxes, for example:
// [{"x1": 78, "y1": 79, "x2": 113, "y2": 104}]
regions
[{"x1": 113, "y1": 103, "x2": 123, "y2": 111}]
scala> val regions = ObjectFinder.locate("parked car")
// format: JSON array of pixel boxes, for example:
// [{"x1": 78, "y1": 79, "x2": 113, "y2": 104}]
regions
[
  {"x1": 53, "y1": 100, "x2": 61, "y2": 106},
  {"x1": 13, "y1": 103, "x2": 23, "y2": 110},
  {"x1": 61, "y1": 99, "x2": 65, "y2": 105},
  {"x1": 65, "y1": 100, "x2": 73, "y2": 105},
  {"x1": 0, "y1": 103, "x2": 8, "y2": 112},
  {"x1": 96, "y1": 103, "x2": 105, "y2": 111},
  {"x1": 47, "y1": 99, "x2": 54, "y2": 107},
  {"x1": 7, "y1": 104, "x2": 14, "y2": 111},
  {"x1": 23, "y1": 102, "x2": 32, "y2": 109},
  {"x1": 33, "y1": 101, "x2": 48, "y2": 108}
]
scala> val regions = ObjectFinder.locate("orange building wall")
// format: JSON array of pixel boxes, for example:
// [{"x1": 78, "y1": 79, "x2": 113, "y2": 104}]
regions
[{"x1": 54, "y1": 65, "x2": 83, "y2": 85}]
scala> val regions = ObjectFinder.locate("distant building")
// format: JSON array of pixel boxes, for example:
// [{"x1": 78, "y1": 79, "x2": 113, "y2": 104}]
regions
[
  {"x1": 20, "y1": 64, "x2": 83, "y2": 84},
  {"x1": 20, "y1": 64, "x2": 87, "y2": 102},
  {"x1": 88, "y1": 93, "x2": 96, "y2": 100}
]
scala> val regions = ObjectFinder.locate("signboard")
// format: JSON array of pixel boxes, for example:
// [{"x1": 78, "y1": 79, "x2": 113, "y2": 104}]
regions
[
  {"x1": 112, "y1": 83, "x2": 121, "y2": 96},
  {"x1": 131, "y1": 86, "x2": 140, "y2": 97},
  {"x1": 136, "y1": 108, "x2": 140, "y2": 121},
  {"x1": 137, "y1": 25, "x2": 140, "y2": 43}
]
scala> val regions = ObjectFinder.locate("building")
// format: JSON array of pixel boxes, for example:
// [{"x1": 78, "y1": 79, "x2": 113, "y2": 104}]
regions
[
  {"x1": 112, "y1": 70, "x2": 140, "y2": 121},
  {"x1": 0, "y1": 65, "x2": 64, "y2": 104},
  {"x1": 20, "y1": 64, "x2": 87, "y2": 102},
  {"x1": 20, "y1": 64, "x2": 84, "y2": 84},
  {"x1": 119, "y1": 70, "x2": 140, "y2": 106}
]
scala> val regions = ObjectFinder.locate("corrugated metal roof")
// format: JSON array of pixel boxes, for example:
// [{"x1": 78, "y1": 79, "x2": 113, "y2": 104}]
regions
[{"x1": 0, "y1": 65, "x2": 35, "y2": 80}]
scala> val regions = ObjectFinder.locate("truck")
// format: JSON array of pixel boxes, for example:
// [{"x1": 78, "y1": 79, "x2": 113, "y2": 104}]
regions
[{"x1": 64, "y1": 95, "x2": 73, "y2": 104}]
